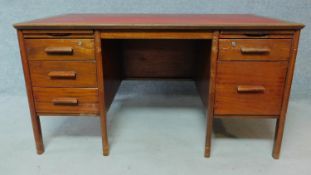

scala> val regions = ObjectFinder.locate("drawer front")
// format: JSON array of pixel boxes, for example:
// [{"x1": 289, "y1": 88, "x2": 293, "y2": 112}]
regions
[
  {"x1": 214, "y1": 61, "x2": 288, "y2": 115},
  {"x1": 25, "y1": 39, "x2": 95, "y2": 60},
  {"x1": 33, "y1": 88, "x2": 99, "y2": 114},
  {"x1": 219, "y1": 39, "x2": 292, "y2": 61},
  {"x1": 29, "y1": 61, "x2": 97, "y2": 87},
  {"x1": 220, "y1": 30, "x2": 294, "y2": 39},
  {"x1": 23, "y1": 30, "x2": 94, "y2": 39}
]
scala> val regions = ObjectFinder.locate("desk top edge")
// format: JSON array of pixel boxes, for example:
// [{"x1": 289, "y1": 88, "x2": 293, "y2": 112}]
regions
[{"x1": 14, "y1": 13, "x2": 305, "y2": 30}]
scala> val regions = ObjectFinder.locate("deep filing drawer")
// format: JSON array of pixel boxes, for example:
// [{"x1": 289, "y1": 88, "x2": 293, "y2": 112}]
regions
[
  {"x1": 33, "y1": 87, "x2": 99, "y2": 114},
  {"x1": 25, "y1": 39, "x2": 95, "y2": 60},
  {"x1": 29, "y1": 61, "x2": 97, "y2": 87},
  {"x1": 214, "y1": 61, "x2": 288, "y2": 115},
  {"x1": 219, "y1": 39, "x2": 292, "y2": 61}
]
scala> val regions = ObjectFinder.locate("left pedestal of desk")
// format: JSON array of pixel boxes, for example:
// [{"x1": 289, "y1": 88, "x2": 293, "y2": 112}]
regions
[{"x1": 16, "y1": 30, "x2": 108, "y2": 155}]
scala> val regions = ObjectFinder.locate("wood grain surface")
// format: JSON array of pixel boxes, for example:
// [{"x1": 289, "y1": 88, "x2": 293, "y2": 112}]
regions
[
  {"x1": 14, "y1": 14, "x2": 304, "y2": 30},
  {"x1": 33, "y1": 87, "x2": 99, "y2": 114},
  {"x1": 214, "y1": 61, "x2": 288, "y2": 115},
  {"x1": 29, "y1": 61, "x2": 97, "y2": 87},
  {"x1": 25, "y1": 39, "x2": 95, "y2": 60},
  {"x1": 219, "y1": 39, "x2": 292, "y2": 61}
]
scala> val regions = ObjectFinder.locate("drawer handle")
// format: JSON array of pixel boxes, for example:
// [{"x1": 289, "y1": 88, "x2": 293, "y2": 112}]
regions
[
  {"x1": 44, "y1": 47, "x2": 73, "y2": 54},
  {"x1": 52, "y1": 98, "x2": 79, "y2": 105},
  {"x1": 48, "y1": 71, "x2": 76, "y2": 79},
  {"x1": 240, "y1": 48, "x2": 270, "y2": 54},
  {"x1": 237, "y1": 85, "x2": 265, "y2": 93},
  {"x1": 243, "y1": 32, "x2": 269, "y2": 37},
  {"x1": 46, "y1": 33, "x2": 72, "y2": 37}
]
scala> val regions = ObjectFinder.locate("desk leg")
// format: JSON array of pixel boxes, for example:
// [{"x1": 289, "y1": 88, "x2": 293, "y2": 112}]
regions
[
  {"x1": 95, "y1": 31, "x2": 110, "y2": 156},
  {"x1": 18, "y1": 30, "x2": 44, "y2": 154},
  {"x1": 100, "y1": 113, "x2": 109, "y2": 156},
  {"x1": 204, "y1": 31, "x2": 219, "y2": 157},
  {"x1": 272, "y1": 30, "x2": 300, "y2": 159},
  {"x1": 205, "y1": 114, "x2": 214, "y2": 157},
  {"x1": 273, "y1": 118, "x2": 285, "y2": 159},
  {"x1": 31, "y1": 115, "x2": 44, "y2": 154}
]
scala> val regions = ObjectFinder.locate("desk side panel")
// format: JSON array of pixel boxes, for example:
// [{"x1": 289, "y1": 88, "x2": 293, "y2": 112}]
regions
[
  {"x1": 195, "y1": 40, "x2": 212, "y2": 105},
  {"x1": 102, "y1": 40, "x2": 122, "y2": 110}
]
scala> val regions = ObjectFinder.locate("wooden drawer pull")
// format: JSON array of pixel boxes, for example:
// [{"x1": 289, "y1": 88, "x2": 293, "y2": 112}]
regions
[
  {"x1": 45, "y1": 47, "x2": 73, "y2": 54},
  {"x1": 46, "y1": 33, "x2": 72, "y2": 37},
  {"x1": 48, "y1": 71, "x2": 76, "y2": 79},
  {"x1": 240, "y1": 48, "x2": 270, "y2": 54},
  {"x1": 243, "y1": 32, "x2": 269, "y2": 37},
  {"x1": 52, "y1": 98, "x2": 78, "y2": 105},
  {"x1": 237, "y1": 85, "x2": 265, "y2": 93}
]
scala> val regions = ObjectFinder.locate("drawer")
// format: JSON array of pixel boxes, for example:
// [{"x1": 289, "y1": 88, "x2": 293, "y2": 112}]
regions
[
  {"x1": 33, "y1": 88, "x2": 99, "y2": 114},
  {"x1": 23, "y1": 30, "x2": 94, "y2": 39},
  {"x1": 214, "y1": 61, "x2": 288, "y2": 115},
  {"x1": 220, "y1": 30, "x2": 294, "y2": 39},
  {"x1": 219, "y1": 39, "x2": 292, "y2": 61},
  {"x1": 29, "y1": 61, "x2": 97, "y2": 87},
  {"x1": 25, "y1": 39, "x2": 95, "y2": 60}
]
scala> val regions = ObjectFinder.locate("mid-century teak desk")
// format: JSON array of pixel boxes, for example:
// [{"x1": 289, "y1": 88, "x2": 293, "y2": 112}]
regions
[{"x1": 14, "y1": 14, "x2": 304, "y2": 158}]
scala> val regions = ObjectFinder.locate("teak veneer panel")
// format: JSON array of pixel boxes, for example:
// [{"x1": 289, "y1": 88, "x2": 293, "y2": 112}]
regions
[
  {"x1": 123, "y1": 40, "x2": 198, "y2": 78},
  {"x1": 219, "y1": 39, "x2": 292, "y2": 61},
  {"x1": 101, "y1": 40, "x2": 122, "y2": 110},
  {"x1": 33, "y1": 87, "x2": 99, "y2": 115},
  {"x1": 29, "y1": 61, "x2": 97, "y2": 87},
  {"x1": 214, "y1": 61, "x2": 288, "y2": 116},
  {"x1": 101, "y1": 30, "x2": 213, "y2": 39},
  {"x1": 25, "y1": 39, "x2": 95, "y2": 60}
]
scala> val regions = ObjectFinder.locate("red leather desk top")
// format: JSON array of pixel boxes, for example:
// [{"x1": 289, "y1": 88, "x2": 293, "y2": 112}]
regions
[{"x1": 14, "y1": 14, "x2": 304, "y2": 30}]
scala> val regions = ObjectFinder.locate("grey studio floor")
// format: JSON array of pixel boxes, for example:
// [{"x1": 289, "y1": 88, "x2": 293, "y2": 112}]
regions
[{"x1": 1, "y1": 80, "x2": 311, "y2": 175}]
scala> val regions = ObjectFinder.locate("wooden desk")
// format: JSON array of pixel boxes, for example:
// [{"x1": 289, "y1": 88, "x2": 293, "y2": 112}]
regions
[{"x1": 14, "y1": 14, "x2": 304, "y2": 158}]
